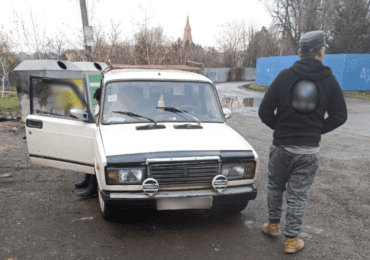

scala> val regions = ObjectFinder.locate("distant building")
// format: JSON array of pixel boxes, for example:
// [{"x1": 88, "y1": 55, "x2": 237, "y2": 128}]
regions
[{"x1": 183, "y1": 15, "x2": 193, "y2": 46}]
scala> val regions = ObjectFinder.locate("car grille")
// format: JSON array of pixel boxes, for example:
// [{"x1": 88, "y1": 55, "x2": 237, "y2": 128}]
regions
[{"x1": 149, "y1": 160, "x2": 219, "y2": 186}]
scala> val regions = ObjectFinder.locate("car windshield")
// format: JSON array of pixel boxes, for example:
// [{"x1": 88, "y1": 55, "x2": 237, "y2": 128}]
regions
[{"x1": 101, "y1": 81, "x2": 223, "y2": 124}]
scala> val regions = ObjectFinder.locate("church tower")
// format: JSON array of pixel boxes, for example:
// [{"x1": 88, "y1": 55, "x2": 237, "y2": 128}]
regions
[{"x1": 183, "y1": 15, "x2": 193, "y2": 46}]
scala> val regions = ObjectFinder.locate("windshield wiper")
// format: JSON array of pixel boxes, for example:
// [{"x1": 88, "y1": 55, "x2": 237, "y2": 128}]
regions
[
  {"x1": 156, "y1": 106, "x2": 202, "y2": 125},
  {"x1": 113, "y1": 111, "x2": 165, "y2": 130},
  {"x1": 156, "y1": 106, "x2": 203, "y2": 129}
]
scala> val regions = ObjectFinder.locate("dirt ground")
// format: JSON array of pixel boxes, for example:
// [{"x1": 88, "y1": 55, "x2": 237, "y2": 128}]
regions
[{"x1": 1, "y1": 94, "x2": 369, "y2": 260}]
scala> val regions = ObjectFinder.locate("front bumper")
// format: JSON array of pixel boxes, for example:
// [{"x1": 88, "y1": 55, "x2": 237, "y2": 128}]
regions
[{"x1": 101, "y1": 184, "x2": 257, "y2": 209}]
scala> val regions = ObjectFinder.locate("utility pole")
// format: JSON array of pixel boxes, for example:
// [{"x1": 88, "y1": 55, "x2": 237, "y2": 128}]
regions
[{"x1": 79, "y1": 0, "x2": 93, "y2": 61}]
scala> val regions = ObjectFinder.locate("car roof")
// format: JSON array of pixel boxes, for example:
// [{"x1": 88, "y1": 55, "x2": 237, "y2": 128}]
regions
[{"x1": 103, "y1": 69, "x2": 213, "y2": 84}]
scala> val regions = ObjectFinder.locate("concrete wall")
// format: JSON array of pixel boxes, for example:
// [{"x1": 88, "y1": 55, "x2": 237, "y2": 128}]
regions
[
  {"x1": 203, "y1": 68, "x2": 256, "y2": 83},
  {"x1": 203, "y1": 68, "x2": 229, "y2": 83},
  {"x1": 241, "y1": 68, "x2": 256, "y2": 81},
  {"x1": 256, "y1": 54, "x2": 370, "y2": 91}
]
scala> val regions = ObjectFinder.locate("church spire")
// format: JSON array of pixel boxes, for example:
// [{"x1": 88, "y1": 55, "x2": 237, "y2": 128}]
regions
[{"x1": 183, "y1": 15, "x2": 193, "y2": 46}]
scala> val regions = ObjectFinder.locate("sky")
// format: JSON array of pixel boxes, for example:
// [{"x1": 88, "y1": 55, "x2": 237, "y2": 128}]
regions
[{"x1": 1, "y1": 0, "x2": 273, "y2": 51}]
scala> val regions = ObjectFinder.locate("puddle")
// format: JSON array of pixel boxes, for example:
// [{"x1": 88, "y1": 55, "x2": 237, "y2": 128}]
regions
[{"x1": 220, "y1": 97, "x2": 262, "y2": 108}]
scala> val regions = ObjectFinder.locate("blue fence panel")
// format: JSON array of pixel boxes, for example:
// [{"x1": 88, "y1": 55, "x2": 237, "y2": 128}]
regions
[
  {"x1": 342, "y1": 54, "x2": 370, "y2": 91},
  {"x1": 256, "y1": 54, "x2": 370, "y2": 91},
  {"x1": 321, "y1": 54, "x2": 347, "y2": 86},
  {"x1": 256, "y1": 56, "x2": 299, "y2": 86}
]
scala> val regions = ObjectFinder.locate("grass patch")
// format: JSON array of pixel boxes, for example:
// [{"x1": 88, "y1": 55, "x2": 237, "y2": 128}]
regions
[
  {"x1": 245, "y1": 83, "x2": 370, "y2": 100},
  {"x1": 343, "y1": 91, "x2": 370, "y2": 100},
  {"x1": 242, "y1": 83, "x2": 268, "y2": 92},
  {"x1": 0, "y1": 92, "x2": 20, "y2": 115}
]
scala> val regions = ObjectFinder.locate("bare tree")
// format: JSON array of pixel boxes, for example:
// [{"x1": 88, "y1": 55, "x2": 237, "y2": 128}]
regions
[
  {"x1": 44, "y1": 35, "x2": 66, "y2": 60},
  {"x1": 105, "y1": 19, "x2": 123, "y2": 62},
  {"x1": 215, "y1": 19, "x2": 248, "y2": 67},
  {"x1": 243, "y1": 26, "x2": 280, "y2": 67},
  {"x1": 130, "y1": 4, "x2": 171, "y2": 65},
  {"x1": 169, "y1": 38, "x2": 196, "y2": 66},
  {"x1": 134, "y1": 25, "x2": 171, "y2": 65},
  {"x1": 0, "y1": 32, "x2": 14, "y2": 98},
  {"x1": 11, "y1": 7, "x2": 48, "y2": 59},
  {"x1": 328, "y1": 0, "x2": 370, "y2": 53},
  {"x1": 203, "y1": 47, "x2": 223, "y2": 68},
  {"x1": 264, "y1": 0, "x2": 339, "y2": 55}
]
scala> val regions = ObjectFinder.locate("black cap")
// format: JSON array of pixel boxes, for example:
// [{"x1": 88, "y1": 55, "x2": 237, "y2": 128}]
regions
[
  {"x1": 299, "y1": 30, "x2": 329, "y2": 52},
  {"x1": 93, "y1": 87, "x2": 101, "y2": 101}
]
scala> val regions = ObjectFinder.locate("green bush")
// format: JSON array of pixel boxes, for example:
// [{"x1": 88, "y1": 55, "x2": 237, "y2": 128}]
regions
[{"x1": 0, "y1": 92, "x2": 20, "y2": 115}]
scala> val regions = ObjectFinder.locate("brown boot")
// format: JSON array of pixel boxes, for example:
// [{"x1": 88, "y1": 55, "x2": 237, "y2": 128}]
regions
[
  {"x1": 261, "y1": 223, "x2": 281, "y2": 237},
  {"x1": 284, "y1": 238, "x2": 304, "y2": 253}
]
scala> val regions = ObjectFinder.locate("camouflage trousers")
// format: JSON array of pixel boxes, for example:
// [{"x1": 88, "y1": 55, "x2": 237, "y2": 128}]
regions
[{"x1": 267, "y1": 144, "x2": 320, "y2": 238}]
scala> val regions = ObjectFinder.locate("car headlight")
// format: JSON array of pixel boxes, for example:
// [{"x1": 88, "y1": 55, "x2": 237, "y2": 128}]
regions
[
  {"x1": 106, "y1": 167, "x2": 146, "y2": 185},
  {"x1": 221, "y1": 161, "x2": 255, "y2": 180}
]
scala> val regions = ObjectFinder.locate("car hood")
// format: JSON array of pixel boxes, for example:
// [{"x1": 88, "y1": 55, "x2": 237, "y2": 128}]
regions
[{"x1": 99, "y1": 123, "x2": 253, "y2": 156}]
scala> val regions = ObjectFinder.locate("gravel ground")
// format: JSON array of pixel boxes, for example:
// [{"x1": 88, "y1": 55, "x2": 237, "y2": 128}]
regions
[{"x1": 0, "y1": 81, "x2": 369, "y2": 260}]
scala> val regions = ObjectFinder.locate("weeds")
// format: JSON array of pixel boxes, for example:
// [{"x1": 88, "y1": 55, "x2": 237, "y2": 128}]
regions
[
  {"x1": 343, "y1": 91, "x2": 370, "y2": 100},
  {"x1": 0, "y1": 92, "x2": 19, "y2": 115},
  {"x1": 244, "y1": 83, "x2": 269, "y2": 92},
  {"x1": 246, "y1": 83, "x2": 370, "y2": 100}
]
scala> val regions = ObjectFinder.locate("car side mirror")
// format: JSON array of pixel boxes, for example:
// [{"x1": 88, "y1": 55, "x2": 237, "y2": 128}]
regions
[
  {"x1": 223, "y1": 108, "x2": 232, "y2": 120},
  {"x1": 70, "y1": 108, "x2": 89, "y2": 122}
]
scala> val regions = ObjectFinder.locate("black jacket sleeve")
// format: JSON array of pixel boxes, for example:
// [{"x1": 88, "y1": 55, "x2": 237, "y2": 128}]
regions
[
  {"x1": 322, "y1": 78, "x2": 348, "y2": 134},
  {"x1": 258, "y1": 73, "x2": 279, "y2": 130}
]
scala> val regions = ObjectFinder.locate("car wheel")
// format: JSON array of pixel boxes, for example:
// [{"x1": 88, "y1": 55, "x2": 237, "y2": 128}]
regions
[
  {"x1": 75, "y1": 174, "x2": 97, "y2": 198},
  {"x1": 98, "y1": 188, "x2": 116, "y2": 221},
  {"x1": 74, "y1": 174, "x2": 91, "y2": 189}
]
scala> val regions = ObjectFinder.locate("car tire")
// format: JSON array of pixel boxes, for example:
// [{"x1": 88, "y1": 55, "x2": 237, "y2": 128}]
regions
[
  {"x1": 75, "y1": 174, "x2": 98, "y2": 198},
  {"x1": 98, "y1": 188, "x2": 116, "y2": 221},
  {"x1": 74, "y1": 174, "x2": 91, "y2": 189}
]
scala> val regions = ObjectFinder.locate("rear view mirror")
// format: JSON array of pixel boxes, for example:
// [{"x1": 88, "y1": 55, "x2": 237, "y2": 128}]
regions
[
  {"x1": 223, "y1": 108, "x2": 232, "y2": 120},
  {"x1": 70, "y1": 108, "x2": 89, "y2": 122}
]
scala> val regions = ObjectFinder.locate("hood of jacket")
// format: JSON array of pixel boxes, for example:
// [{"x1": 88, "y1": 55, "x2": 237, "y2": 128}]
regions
[{"x1": 291, "y1": 58, "x2": 332, "y2": 81}]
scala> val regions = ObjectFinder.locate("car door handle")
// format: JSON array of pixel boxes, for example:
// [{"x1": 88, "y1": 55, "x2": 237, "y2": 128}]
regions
[{"x1": 26, "y1": 119, "x2": 43, "y2": 129}]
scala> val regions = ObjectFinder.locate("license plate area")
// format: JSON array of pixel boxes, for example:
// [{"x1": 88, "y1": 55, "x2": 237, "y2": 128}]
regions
[{"x1": 156, "y1": 196, "x2": 213, "y2": 210}]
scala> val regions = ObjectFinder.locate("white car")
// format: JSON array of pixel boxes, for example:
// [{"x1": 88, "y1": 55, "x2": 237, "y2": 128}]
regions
[{"x1": 25, "y1": 65, "x2": 259, "y2": 220}]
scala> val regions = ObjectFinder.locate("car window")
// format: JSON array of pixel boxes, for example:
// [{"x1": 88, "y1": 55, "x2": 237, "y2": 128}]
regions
[
  {"x1": 31, "y1": 78, "x2": 87, "y2": 119},
  {"x1": 102, "y1": 81, "x2": 223, "y2": 124}
]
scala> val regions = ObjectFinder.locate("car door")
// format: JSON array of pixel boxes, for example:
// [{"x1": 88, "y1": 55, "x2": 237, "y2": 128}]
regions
[{"x1": 25, "y1": 77, "x2": 96, "y2": 174}]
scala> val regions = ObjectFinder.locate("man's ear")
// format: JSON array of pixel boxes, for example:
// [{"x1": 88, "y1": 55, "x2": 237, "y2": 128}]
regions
[
  {"x1": 319, "y1": 46, "x2": 325, "y2": 57},
  {"x1": 298, "y1": 48, "x2": 302, "y2": 57}
]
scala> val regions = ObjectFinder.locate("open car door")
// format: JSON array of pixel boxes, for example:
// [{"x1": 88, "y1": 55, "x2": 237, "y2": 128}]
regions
[{"x1": 25, "y1": 77, "x2": 96, "y2": 174}]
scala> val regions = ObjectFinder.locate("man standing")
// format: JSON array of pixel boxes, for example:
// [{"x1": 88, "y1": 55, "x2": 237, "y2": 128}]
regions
[
  {"x1": 258, "y1": 31, "x2": 347, "y2": 253},
  {"x1": 93, "y1": 87, "x2": 101, "y2": 123}
]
